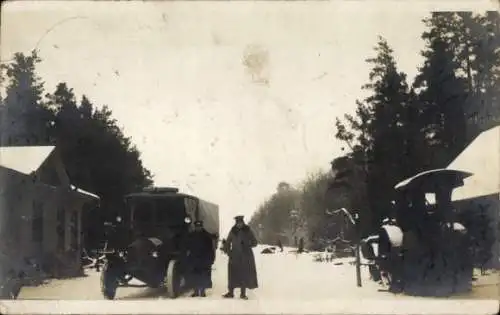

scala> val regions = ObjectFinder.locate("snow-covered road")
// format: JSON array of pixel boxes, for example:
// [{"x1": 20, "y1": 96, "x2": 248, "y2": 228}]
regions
[{"x1": 17, "y1": 246, "x2": 499, "y2": 301}]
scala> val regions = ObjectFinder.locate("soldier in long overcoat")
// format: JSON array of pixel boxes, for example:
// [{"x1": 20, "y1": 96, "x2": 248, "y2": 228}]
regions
[{"x1": 222, "y1": 216, "x2": 258, "y2": 300}]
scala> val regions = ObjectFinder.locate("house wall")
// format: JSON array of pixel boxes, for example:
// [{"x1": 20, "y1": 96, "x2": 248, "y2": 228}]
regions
[
  {"x1": 0, "y1": 166, "x2": 92, "y2": 277},
  {"x1": 61, "y1": 194, "x2": 88, "y2": 274}
]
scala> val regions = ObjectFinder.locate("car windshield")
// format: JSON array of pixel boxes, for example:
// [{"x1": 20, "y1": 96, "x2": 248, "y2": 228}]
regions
[
  {"x1": 133, "y1": 200, "x2": 154, "y2": 223},
  {"x1": 156, "y1": 197, "x2": 186, "y2": 226},
  {"x1": 131, "y1": 197, "x2": 187, "y2": 228}
]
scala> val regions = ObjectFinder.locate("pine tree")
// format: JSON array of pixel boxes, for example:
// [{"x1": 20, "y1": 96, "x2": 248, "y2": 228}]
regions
[
  {"x1": 414, "y1": 35, "x2": 469, "y2": 166},
  {"x1": 79, "y1": 95, "x2": 93, "y2": 120},
  {"x1": 41, "y1": 81, "x2": 154, "y2": 248},
  {"x1": 46, "y1": 83, "x2": 89, "y2": 187},
  {"x1": 335, "y1": 37, "x2": 414, "y2": 232},
  {"x1": 420, "y1": 12, "x2": 500, "y2": 140},
  {"x1": 0, "y1": 50, "x2": 54, "y2": 146}
]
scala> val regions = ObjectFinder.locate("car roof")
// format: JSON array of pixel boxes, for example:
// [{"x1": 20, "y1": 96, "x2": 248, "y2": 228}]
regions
[
  {"x1": 394, "y1": 168, "x2": 473, "y2": 193},
  {"x1": 125, "y1": 192, "x2": 197, "y2": 199},
  {"x1": 124, "y1": 186, "x2": 197, "y2": 200}
]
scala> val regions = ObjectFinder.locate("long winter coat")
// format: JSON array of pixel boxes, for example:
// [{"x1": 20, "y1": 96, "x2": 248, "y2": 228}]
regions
[
  {"x1": 185, "y1": 229, "x2": 216, "y2": 289},
  {"x1": 224, "y1": 225, "x2": 258, "y2": 289}
]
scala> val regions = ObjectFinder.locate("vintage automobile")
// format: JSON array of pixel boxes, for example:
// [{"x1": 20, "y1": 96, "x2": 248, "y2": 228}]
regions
[
  {"x1": 360, "y1": 169, "x2": 474, "y2": 296},
  {"x1": 99, "y1": 187, "x2": 219, "y2": 300}
]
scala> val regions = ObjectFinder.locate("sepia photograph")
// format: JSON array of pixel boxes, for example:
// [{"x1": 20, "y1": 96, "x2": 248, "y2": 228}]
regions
[{"x1": 0, "y1": 0, "x2": 499, "y2": 314}]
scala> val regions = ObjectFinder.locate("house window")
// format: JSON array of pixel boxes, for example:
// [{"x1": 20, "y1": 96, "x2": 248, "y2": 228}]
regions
[
  {"x1": 32, "y1": 201, "x2": 44, "y2": 243},
  {"x1": 56, "y1": 206, "x2": 65, "y2": 250}
]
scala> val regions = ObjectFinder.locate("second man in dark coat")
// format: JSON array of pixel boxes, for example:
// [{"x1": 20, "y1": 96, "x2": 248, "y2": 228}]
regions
[{"x1": 186, "y1": 220, "x2": 216, "y2": 297}]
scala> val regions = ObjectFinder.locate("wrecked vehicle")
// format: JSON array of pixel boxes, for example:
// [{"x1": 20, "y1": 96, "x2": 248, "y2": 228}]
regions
[{"x1": 361, "y1": 169, "x2": 474, "y2": 296}]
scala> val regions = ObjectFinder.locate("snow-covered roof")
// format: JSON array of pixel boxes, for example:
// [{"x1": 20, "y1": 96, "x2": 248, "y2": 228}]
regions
[
  {"x1": 448, "y1": 126, "x2": 500, "y2": 201},
  {"x1": 0, "y1": 146, "x2": 100, "y2": 200},
  {"x1": 0, "y1": 145, "x2": 55, "y2": 175}
]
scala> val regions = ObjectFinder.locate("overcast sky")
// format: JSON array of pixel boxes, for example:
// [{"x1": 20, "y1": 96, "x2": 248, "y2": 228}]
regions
[{"x1": 1, "y1": 1, "x2": 494, "y2": 234}]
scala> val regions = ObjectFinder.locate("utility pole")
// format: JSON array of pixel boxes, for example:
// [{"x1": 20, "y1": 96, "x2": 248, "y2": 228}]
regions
[
  {"x1": 354, "y1": 213, "x2": 362, "y2": 288},
  {"x1": 328, "y1": 208, "x2": 362, "y2": 287},
  {"x1": 329, "y1": 140, "x2": 368, "y2": 288}
]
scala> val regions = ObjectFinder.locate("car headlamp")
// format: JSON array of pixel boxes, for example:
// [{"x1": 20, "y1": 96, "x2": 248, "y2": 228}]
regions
[{"x1": 184, "y1": 216, "x2": 192, "y2": 224}]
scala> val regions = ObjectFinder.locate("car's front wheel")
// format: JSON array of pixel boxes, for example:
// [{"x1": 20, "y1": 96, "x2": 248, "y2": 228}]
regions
[{"x1": 165, "y1": 259, "x2": 181, "y2": 298}]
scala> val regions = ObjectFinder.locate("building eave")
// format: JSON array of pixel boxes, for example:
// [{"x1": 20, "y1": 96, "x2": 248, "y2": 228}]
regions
[{"x1": 70, "y1": 184, "x2": 100, "y2": 200}]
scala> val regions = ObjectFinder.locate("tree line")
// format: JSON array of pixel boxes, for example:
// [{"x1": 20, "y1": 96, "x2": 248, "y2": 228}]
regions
[
  {"x1": 249, "y1": 12, "x2": 499, "y2": 250},
  {"x1": 0, "y1": 51, "x2": 153, "y2": 250}
]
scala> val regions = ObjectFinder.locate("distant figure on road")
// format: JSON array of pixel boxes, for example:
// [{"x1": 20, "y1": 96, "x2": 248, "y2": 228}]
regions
[
  {"x1": 186, "y1": 220, "x2": 215, "y2": 297},
  {"x1": 298, "y1": 238, "x2": 304, "y2": 254},
  {"x1": 222, "y1": 215, "x2": 258, "y2": 300},
  {"x1": 277, "y1": 239, "x2": 283, "y2": 252}
]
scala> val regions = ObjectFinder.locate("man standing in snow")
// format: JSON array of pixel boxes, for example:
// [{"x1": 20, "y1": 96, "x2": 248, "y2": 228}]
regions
[
  {"x1": 298, "y1": 238, "x2": 304, "y2": 253},
  {"x1": 277, "y1": 239, "x2": 283, "y2": 252},
  {"x1": 222, "y1": 215, "x2": 258, "y2": 300}
]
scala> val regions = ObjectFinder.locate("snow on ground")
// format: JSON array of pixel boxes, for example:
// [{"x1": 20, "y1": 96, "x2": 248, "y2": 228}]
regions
[
  {"x1": 17, "y1": 245, "x2": 499, "y2": 302},
  {"x1": 5, "y1": 245, "x2": 498, "y2": 314}
]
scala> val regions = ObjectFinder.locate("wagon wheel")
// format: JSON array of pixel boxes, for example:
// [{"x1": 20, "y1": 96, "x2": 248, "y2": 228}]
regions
[{"x1": 165, "y1": 259, "x2": 181, "y2": 298}]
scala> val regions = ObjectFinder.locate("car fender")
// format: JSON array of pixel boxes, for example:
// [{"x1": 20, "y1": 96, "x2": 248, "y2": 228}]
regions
[
  {"x1": 380, "y1": 225, "x2": 404, "y2": 248},
  {"x1": 377, "y1": 224, "x2": 404, "y2": 260},
  {"x1": 361, "y1": 236, "x2": 379, "y2": 260}
]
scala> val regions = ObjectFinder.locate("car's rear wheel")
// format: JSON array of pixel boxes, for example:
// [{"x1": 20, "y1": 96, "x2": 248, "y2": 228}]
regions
[
  {"x1": 100, "y1": 262, "x2": 119, "y2": 300},
  {"x1": 165, "y1": 259, "x2": 181, "y2": 298},
  {"x1": 368, "y1": 264, "x2": 382, "y2": 282}
]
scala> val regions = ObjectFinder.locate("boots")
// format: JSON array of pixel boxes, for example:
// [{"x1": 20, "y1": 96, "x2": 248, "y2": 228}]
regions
[
  {"x1": 192, "y1": 288, "x2": 207, "y2": 297},
  {"x1": 223, "y1": 288, "x2": 248, "y2": 299},
  {"x1": 240, "y1": 288, "x2": 248, "y2": 300}
]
